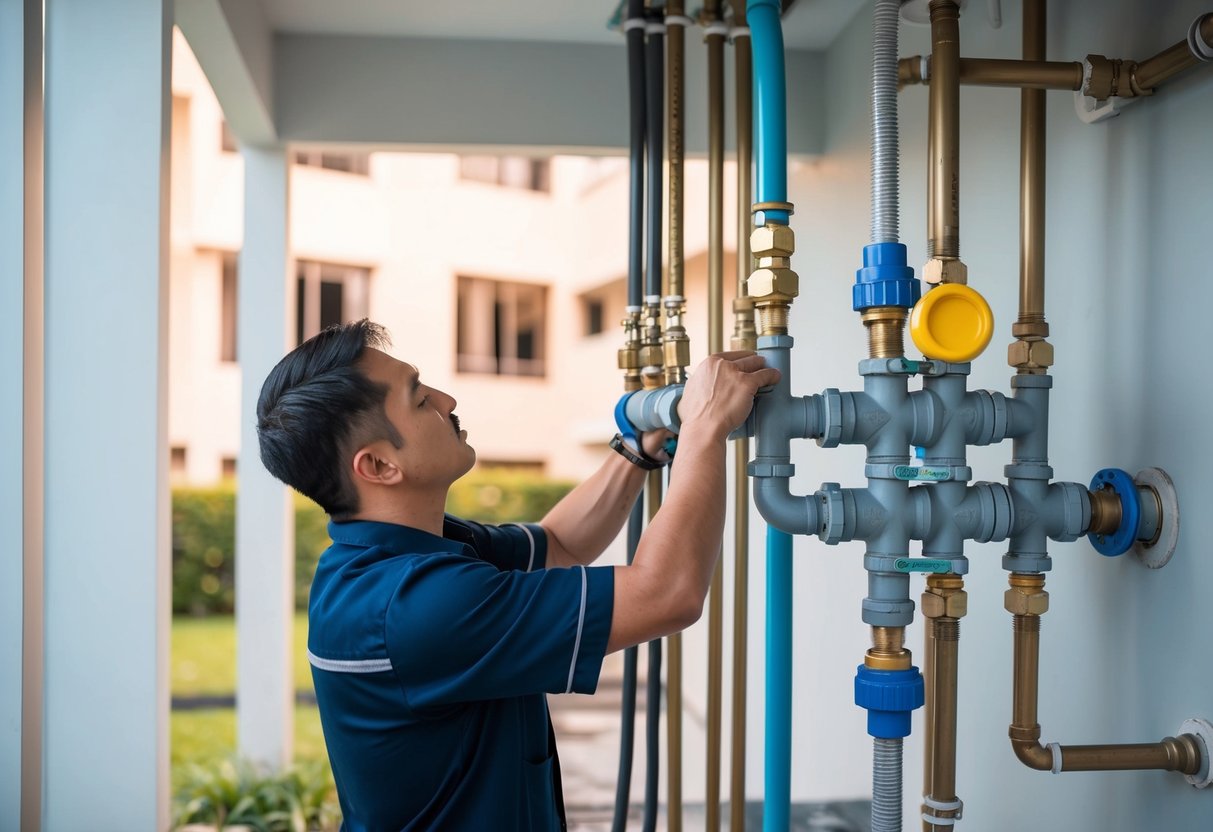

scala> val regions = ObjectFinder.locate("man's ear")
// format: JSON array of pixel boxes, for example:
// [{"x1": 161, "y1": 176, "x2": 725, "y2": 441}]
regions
[{"x1": 351, "y1": 443, "x2": 404, "y2": 486}]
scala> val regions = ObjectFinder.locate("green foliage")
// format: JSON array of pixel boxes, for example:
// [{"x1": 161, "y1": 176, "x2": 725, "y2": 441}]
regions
[
  {"x1": 445, "y1": 470, "x2": 576, "y2": 524},
  {"x1": 172, "y1": 614, "x2": 313, "y2": 698},
  {"x1": 171, "y1": 487, "x2": 330, "y2": 615},
  {"x1": 172, "y1": 756, "x2": 340, "y2": 832},
  {"x1": 172, "y1": 471, "x2": 574, "y2": 615}
]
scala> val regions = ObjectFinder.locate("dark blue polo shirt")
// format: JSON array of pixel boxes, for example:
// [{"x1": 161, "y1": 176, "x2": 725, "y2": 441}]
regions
[{"x1": 308, "y1": 516, "x2": 614, "y2": 831}]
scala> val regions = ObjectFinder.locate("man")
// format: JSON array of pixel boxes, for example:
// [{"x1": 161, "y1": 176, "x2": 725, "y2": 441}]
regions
[{"x1": 256, "y1": 319, "x2": 778, "y2": 831}]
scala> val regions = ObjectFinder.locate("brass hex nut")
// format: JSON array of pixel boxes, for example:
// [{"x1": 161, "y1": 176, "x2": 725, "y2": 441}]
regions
[
  {"x1": 1007, "y1": 338, "x2": 1055, "y2": 369},
  {"x1": 663, "y1": 338, "x2": 691, "y2": 368},
  {"x1": 747, "y1": 267, "x2": 800, "y2": 300},
  {"x1": 1004, "y1": 586, "x2": 1050, "y2": 616},
  {"x1": 750, "y1": 224, "x2": 796, "y2": 258},
  {"x1": 922, "y1": 258, "x2": 969, "y2": 285},
  {"x1": 921, "y1": 590, "x2": 969, "y2": 619}
]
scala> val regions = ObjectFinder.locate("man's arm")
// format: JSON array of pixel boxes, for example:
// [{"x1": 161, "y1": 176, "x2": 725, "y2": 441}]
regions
[
  {"x1": 606, "y1": 352, "x2": 780, "y2": 653},
  {"x1": 540, "y1": 450, "x2": 649, "y2": 568}
]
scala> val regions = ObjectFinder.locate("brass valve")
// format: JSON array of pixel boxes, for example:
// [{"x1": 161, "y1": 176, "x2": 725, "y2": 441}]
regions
[{"x1": 746, "y1": 222, "x2": 799, "y2": 336}]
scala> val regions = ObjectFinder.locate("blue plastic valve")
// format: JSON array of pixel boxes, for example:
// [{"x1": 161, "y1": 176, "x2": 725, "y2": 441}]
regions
[
  {"x1": 854, "y1": 664, "x2": 924, "y2": 739},
  {"x1": 1087, "y1": 468, "x2": 1140, "y2": 556},
  {"x1": 853, "y1": 242, "x2": 921, "y2": 311}
]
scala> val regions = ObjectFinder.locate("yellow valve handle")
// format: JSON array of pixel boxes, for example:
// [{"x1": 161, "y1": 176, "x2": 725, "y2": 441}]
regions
[{"x1": 909, "y1": 283, "x2": 994, "y2": 363}]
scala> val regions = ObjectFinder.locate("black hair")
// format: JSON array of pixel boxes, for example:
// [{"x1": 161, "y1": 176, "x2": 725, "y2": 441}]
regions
[{"x1": 256, "y1": 319, "x2": 403, "y2": 519}]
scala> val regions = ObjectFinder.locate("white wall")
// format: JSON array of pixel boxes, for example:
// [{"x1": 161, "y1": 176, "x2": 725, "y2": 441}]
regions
[{"x1": 702, "y1": 1, "x2": 1213, "y2": 828}]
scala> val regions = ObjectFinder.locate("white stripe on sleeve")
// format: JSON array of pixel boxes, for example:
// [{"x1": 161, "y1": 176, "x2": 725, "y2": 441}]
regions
[{"x1": 565, "y1": 565, "x2": 589, "y2": 694}]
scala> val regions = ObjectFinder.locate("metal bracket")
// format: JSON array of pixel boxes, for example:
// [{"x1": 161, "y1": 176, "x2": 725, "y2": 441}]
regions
[
  {"x1": 1133, "y1": 467, "x2": 1180, "y2": 569},
  {"x1": 1180, "y1": 718, "x2": 1213, "y2": 788}
]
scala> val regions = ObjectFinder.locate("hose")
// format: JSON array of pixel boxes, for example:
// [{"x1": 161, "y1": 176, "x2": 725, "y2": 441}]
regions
[
  {"x1": 871, "y1": 0, "x2": 900, "y2": 244},
  {"x1": 611, "y1": 499, "x2": 644, "y2": 832},
  {"x1": 872, "y1": 737, "x2": 903, "y2": 832}
]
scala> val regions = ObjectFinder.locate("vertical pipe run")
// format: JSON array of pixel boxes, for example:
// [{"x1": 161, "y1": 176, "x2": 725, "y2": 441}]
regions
[
  {"x1": 642, "y1": 469, "x2": 665, "y2": 832},
  {"x1": 927, "y1": 1, "x2": 961, "y2": 259},
  {"x1": 704, "y1": 3, "x2": 726, "y2": 829},
  {"x1": 872, "y1": 738, "x2": 904, "y2": 832},
  {"x1": 926, "y1": 618, "x2": 960, "y2": 830},
  {"x1": 729, "y1": 6, "x2": 754, "y2": 829},
  {"x1": 748, "y1": 0, "x2": 789, "y2": 225},
  {"x1": 612, "y1": 499, "x2": 645, "y2": 832},
  {"x1": 871, "y1": 0, "x2": 901, "y2": 244},
  {"x1": 764, "y1": 526, "x2": 793, "y2": 832},
  {"x1": 1018, "y1": 0, "x2": 1046, "y2": 330}
]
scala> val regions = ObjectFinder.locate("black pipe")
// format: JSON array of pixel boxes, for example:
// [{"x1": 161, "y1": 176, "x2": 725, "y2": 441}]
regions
[
  {"x1": 641, "y1": 15, "x2": 666, "y2": 832},
  {"x1": 611, "y1": 499, "x2": 644, "y2": 832},
  {"x1": 626, "y1": 0, "x2": 646, "y2": 310},
  {"x1": 612, "y1": 5, "x2": 647, "y2": 830}
]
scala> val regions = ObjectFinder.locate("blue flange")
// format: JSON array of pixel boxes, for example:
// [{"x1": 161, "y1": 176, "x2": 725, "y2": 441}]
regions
[
  {"x1": 1088, "y1": 468, "x2": 1140, "y2": 556},
  {"x1": 854, "y1": 664, "x2": 924, "y2": 739},
  {"x1": 853, "y1": 242, "x2": 921, "y2": 311}
]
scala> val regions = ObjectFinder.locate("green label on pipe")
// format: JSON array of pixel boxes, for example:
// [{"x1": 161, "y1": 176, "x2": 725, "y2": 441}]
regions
[
  {"x1": 894, "y1": 558, "x2": 954, "y2": 573},
  {"x1": 894, "y1": 465, "x2": 952, "y2": 481}
]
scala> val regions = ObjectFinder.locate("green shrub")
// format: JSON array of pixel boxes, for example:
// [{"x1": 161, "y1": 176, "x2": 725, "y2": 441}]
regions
[
  {"x1": 173, "y1": 756, "x2": 340, "y2": 832},
  {"x1": 172, "y1": 487, "x2": 329, "y2": 616},
  {"x1": 172, "y1": 472, "x2": 575, "y2": 615}
]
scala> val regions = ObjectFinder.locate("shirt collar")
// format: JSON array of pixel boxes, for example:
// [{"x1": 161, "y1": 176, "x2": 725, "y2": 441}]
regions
[{"x1": 326, "y1": 518, "x2": 470, "y2": 557}]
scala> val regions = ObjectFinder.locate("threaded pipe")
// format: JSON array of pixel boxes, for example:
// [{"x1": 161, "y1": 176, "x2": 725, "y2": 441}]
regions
[
  {"x1": 871, "y1": 0, "x2": 901, "y2": 244},
  {"x1": 872, "y1": 737, "x2": 904, "y2": 832}
]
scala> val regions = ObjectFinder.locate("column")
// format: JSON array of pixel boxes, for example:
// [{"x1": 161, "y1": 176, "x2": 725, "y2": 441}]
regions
[
  {"x1": 236, "y1": 145, "x2": 295, "y2": 769},
  {"x1": 42, "y1": 0, "x2": 173, "y2": 827}
]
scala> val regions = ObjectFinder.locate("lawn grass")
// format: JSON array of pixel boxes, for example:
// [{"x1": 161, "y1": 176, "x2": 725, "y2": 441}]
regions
[
  {"x1": 171, "y1": 613, "x2": 332, "y2": 801},
  {"x1": 172, "y1": 612, "x2": 313, "y2": 697}
]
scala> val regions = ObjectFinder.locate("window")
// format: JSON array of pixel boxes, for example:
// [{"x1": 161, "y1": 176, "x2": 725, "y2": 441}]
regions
[
  {"x1": 584, "y1": 297, "x2": 605, "y2": 336},
  {"x1": 220, "y1": 253, "x2": 238, "y2": 362},
  {"x1": 294, "y1": 149, "x2": 370, "y2": 176},
  {"x1": 459, "y1": 155, "x2": 551, "y2": 192},
  {"x1": 170, "y1": 446, "x2": 187, "y2": 479},
  {"x1": 456, "y1": 277, "x2": 547, "y2": 377},
  {"x1": 220, "y1": 120, "x2": 238, "y2": 153},
  {"x1": 296, "y1": 260, "x2": 371, "y2": 345},
  {"x1": 221, "y1": 457, "x2": 237, "y2": 479}
]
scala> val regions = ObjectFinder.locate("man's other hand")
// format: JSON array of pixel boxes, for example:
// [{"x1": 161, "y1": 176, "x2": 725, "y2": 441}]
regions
[{"x1": 676, "y1": 351, "x2": 781, "y2": 438}]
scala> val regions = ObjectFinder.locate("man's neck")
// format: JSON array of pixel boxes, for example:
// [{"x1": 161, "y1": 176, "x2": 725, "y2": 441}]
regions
[{"x1": 350, "y1": 487, "x2": 449, "y2": 537}]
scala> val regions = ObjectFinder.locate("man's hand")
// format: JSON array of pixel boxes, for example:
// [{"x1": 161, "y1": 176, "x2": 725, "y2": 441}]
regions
[
  {"x1": 676, "y1": 351, "x2": 781, "y2": 439},
  {"x1": 638, "y1": 429, "x2": 676, "y2": 464}
]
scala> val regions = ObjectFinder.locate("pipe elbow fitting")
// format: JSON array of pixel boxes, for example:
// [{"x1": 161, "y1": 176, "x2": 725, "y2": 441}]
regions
[
  {"x1": 752, "y1": 474, "x2": 821, "y2": 536},
  {"x1": 1011, "y1": 739, "x2": 1055, "y2": 772}
]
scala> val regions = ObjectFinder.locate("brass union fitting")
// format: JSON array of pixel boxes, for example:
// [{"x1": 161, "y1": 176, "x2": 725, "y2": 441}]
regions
[
  {"x1": 1008, "y1": 337, "x2": 1054, "y2": 372},
  {"x1": 730, "y1": 296, "x2": 757, "y2": 351},
  {"x1": 922, "y1": 574, "x2": 968, "y2": 619},
  {"x1": 861, "y1": 307, "x2": 907, "y2": 359},
  {"x1": 865, "y1": 625, "x2": 912, "y2": 671},
  {"x1": 1004, "y1": 573, "x2": 1049, "y2": 616},
  {"x1": 923, "y1": 257, "x2": 968, "y2": 286},
  {"x1": 618, "y1": 313, "x2": 642, "y2": 392},
  {"x1": 747, "y1": 222, "x2": 799, "y2": 336}
]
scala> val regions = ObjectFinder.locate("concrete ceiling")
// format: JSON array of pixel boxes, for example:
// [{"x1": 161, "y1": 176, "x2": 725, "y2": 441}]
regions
[
  {"x1": 178, "y1": 0, "x2": 856, "y2": 151},
  {"x1": 255, "y1": 0, "x2": 864, "y2": 50}
]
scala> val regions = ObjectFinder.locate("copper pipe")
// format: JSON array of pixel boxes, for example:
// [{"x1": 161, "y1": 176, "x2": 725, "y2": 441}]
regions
[
  {"x1": 900, "y1": 56, "x2": 1082, "y2": 90},
  {"x1": 1009, "y1": 577, "x2": 1205, "y2": 776},
  {"x1": 1016, "y1": 0, "x2": 1050, "y2": 344},
  {"x1": 921, "y1": 617, "x2": 936, "y2": 832},
  {"x1": 1134, "y1": 14, "x2": 1213, "y2": 92},
  {"x1": 729, "y1": 5, "x2": 753, "y2": 829},
  {"x1": 928, "y1": 1, "x2": 961, "y2": 260},
  {"x1": 664, "y1": 6, "x2": 687, "y2": 827},
  {"x1": 704, "y1": 3, "x2": 726, "y2": 829},
  {"x1": 927, "y1": 618, "x2": 960, "y2": 829}
]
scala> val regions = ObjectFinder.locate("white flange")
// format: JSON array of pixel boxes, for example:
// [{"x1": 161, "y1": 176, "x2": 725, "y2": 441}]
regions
[
  {"x1": 1180, "y1": 718, "x2": 1213, "y2": 788},
  {"x1": 1133, "y1": 467, "x2": 1179, "y2": 569}
]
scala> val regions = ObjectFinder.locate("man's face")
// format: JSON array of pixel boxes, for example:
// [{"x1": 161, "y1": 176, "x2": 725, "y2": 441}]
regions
[{"x1": 358, "y1": 348, "x2": 476, "y2": 487}]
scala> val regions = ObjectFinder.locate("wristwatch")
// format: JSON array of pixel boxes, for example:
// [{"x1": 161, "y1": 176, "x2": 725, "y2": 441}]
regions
[{"x1": 609, "y1": 433, "x2": 664, "y2": 470}]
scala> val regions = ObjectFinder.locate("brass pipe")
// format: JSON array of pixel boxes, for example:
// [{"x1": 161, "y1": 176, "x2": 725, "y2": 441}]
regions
[
  {"x1": 704, "y1": 2, "x2": 726, "y2": 828},
  {"x1": 922, "y1": 575, "x2": 966, "y2": 831},
  {"x1": 663, "y1": 6, "x2": 687, "y2": 828},
  {"x1": 862, "y1": 307, "x2": 907, "y2": 359},
  {"x1": 729, "y1": 6, "x2": 753, "y2": 829},
  {"x1": 1134, "y1": 14, "x2": 1213, "y2": 92},
  {"x1": 1008, "y1": 575, "x2": 1205, "y2": 776},
  {"x1": 927, "y1": 1, "x2": 961, "y2": 262},
  {"x1": 1015, "y1": 0, "x2": 1052, "y2": 353},
  {"x1": 921, "y1": 615, "x2": 936, "y2": 832},
  {"x1": 900, "y1": 56, "x2": 1083, "y2": 90},
  {"x1": 663, "y1": 2, "x2": 691, "y2": 387},
  {"x1": 1088, "y1": 487, "x2": 1123, "y2": 536}
]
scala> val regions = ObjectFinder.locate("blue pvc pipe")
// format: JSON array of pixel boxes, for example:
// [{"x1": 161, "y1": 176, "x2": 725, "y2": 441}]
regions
[
  {"x1": 747, "y1": 0, "x2": 789, "y2": 225},
  {"x1": 763, "y1": 526, "x2": 793, "y2": 832}
]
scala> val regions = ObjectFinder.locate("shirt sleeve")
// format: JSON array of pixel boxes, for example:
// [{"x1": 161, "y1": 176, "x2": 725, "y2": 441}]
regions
[
  {"x1": 386, "y1": 555, "x2": 613, "y2": 709},
  {"x1": 443, "y1": 515, "x2": 547, "y2": 572}
]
